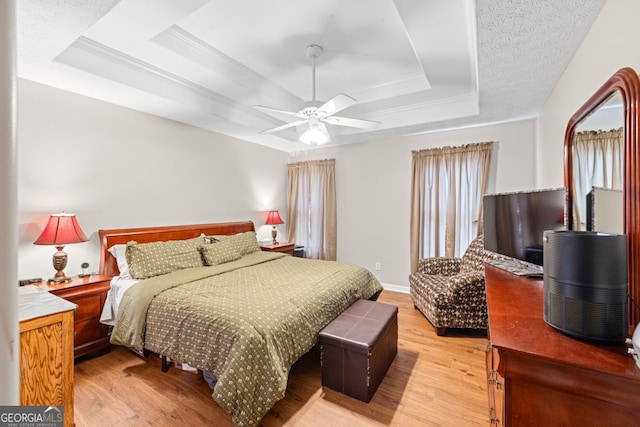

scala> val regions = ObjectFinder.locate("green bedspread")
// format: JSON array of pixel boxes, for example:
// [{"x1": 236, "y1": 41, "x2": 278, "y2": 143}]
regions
[{"x1": 110, "y1": 251, "x2": 383, "y2": 427}]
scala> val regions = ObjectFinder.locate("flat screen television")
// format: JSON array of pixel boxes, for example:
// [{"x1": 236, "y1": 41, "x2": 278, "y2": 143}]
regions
[{"x1": 483, "y1": 188, "x2": 567, "y2": 266}]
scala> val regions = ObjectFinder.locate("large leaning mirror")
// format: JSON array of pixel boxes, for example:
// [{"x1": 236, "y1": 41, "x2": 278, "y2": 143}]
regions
[{"x1": 564, "y1": 67, "x2": 640, "y2": 330}]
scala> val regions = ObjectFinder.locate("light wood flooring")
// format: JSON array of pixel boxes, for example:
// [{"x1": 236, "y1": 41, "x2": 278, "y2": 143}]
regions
[{"x1": 74, "y1": 291, "x2": 490, "y2": 426}]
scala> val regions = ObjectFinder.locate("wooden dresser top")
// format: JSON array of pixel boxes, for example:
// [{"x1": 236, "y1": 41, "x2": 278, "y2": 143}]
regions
[
  {"x1": 485, "y1": 263, "x2": 640, "y2": 379},
  {"x1": 18, "y1": 285, "x2": 77, "y2": 322}
]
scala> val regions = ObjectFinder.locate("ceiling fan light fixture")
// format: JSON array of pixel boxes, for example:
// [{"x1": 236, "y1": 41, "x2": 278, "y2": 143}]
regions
[
  {"x1": 300, "y1": 122, "x2": 329, "y2": 145},
  {"x1": 254, "y1": 44, "x2": 380, "y2": 140}
]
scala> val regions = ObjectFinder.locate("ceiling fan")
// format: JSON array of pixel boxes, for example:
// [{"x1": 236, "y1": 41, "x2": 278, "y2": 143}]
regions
[{"x1": 253, "y1": 44, "x2": 380, "y2": 145}]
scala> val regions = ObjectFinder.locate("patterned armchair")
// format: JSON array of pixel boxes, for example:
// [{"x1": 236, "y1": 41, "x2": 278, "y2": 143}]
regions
[{"x1": 409, "y1": 234, "x2": 505, "y2": 336}]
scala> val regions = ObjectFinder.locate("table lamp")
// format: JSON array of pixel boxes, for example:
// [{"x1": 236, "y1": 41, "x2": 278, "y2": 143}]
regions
[
  {"x1": 34, "y1": 212, "x2": 88, "y2": 284},
  {"x1": 265, "y1": 210, "x2": 284, "y2": 245}
]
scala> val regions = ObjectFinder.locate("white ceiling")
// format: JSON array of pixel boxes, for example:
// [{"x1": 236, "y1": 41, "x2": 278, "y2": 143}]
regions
[{"x1": 17, "y1": 0, "x2": 607, "y2": 152}]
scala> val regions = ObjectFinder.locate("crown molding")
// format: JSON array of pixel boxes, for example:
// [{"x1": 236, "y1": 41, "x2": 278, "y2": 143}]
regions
[
  {"x1": 153, "y1": 26, "x2": 302, "y2": 110},
  {"x1": 55, "y1": 37, "x2": 288, "y2": 130}
]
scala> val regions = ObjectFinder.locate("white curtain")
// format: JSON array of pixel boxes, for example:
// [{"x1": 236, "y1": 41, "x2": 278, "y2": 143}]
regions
[
  {"x1": 287, "y1": 159, "x2": 336, "y2": 260},
  {"x1": 410, "y1": 142, "x2": 493, "y2": 273},
  {"x1": 571, "y1": 128, "x2": 623, "y2": 229}
]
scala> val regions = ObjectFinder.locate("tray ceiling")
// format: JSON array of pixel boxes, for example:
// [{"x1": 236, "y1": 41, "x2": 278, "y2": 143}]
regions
[{"x1": 17, "y1": 0, "x2": 606, "y2": 152}]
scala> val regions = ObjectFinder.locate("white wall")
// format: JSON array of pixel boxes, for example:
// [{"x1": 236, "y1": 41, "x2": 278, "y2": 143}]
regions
[
  {"x1": 289, "y1": 119, "x2": 537, "y2": 290},
  {"x1": 537, "y1": 0, "x2": 640, "y2": 188},
  {"x1": 17, "y1": 80, "x2": 289, "y2": 281}
]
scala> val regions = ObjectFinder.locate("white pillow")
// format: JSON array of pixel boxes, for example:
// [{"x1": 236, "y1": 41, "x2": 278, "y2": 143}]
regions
[{"x1": 108, "y1": 244, "x2": 132, "y2": 280}]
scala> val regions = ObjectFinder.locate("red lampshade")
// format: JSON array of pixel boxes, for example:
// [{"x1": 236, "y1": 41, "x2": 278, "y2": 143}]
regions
[
  {"x1": 265, "y1": 210, "x2": 284, "y2": 225},
  {"x1": 34, "y1": 213, "x2": 88, "y2": 246}
]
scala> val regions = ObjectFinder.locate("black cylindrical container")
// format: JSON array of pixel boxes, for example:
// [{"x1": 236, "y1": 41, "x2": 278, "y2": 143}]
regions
[{"x1": 543, "y1": 230, "x2": 628, "y2": 342}]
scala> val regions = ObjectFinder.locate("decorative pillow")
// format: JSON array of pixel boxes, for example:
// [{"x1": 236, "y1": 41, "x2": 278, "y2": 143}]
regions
[
  {"x1": 108, "y1": 244, "x2": 132, "y2": 280},
  {"x1": 210, "y1": 231, "x2": 261, "y2": 256},
  {"x1": 201, "y1": 238, "x2": 243, "y2": 266},
  {"x1": 125, "y1": 237, "x2": 204, "y2": 279}
]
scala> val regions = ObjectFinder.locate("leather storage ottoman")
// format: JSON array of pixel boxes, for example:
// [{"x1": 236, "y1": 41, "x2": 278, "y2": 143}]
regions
[{"x1": 319, "y1": 299, "x2": 398, "y2": 402}]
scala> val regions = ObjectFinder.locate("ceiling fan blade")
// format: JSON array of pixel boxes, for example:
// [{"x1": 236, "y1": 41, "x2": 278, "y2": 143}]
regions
[
  {"x1": 253, "y1": 105, "x2": 305, "y2": 119},
  {"x1": 323, "y1": 115, "x2": 380, "y2": 130},
  {"x1": 316, "y1": 93, "x2": 357, "y2": 117},
  {"x1": 260, "y1": 119, "x2": 308, "y2": 134}
]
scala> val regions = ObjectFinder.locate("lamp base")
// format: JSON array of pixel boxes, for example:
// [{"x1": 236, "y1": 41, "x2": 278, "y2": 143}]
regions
[
  {"x1": 272, "y1": 226, "x2": 278, "y2": 245},
  {"x1": 48, "y1": 246, "x2": 71, "y2": 284},
  {"x1": 47, "y1": 276, "x2": 72, "y2": 285}
]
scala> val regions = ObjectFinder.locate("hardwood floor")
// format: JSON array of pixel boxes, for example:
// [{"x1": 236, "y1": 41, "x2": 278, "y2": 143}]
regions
[{"x1": 74, "y1": 291, "x2": 490, "y2": 426}]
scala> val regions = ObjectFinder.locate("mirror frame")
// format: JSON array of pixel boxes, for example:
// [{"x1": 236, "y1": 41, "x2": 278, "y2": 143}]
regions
[{"x1": 564, "y1": 67, "x2": 640, "y2": 329}]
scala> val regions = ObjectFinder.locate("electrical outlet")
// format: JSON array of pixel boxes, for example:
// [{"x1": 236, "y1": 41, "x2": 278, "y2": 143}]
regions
[{"x1": 375, "y1": 262, "x2": 381, "y2": 271}]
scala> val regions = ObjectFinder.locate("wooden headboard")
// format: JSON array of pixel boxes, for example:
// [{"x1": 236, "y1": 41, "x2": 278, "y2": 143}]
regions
[{"x1": 98, "y1": 221, "x2": 256, "y2": 277}]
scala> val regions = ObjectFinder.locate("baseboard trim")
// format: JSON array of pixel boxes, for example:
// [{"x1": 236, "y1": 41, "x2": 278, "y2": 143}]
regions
[{"x1": 381, "y1": 283, "x2": 410, "y2": 294}]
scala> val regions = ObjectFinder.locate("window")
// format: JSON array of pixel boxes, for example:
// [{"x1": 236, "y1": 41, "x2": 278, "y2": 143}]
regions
[
  {"x1": 571, "y1": 128, "x2": 623, "y2": 229},
  {"x1": 410, "y1": 142, "x2": 493, "y2": 272},
  {"x1": 287, "y1": 159, "x2": 336, "y2": 260}
]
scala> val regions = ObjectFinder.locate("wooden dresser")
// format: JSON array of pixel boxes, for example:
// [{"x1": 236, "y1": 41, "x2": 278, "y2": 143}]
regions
[
  {"x1": 19, "y1": 286, "x2": 76, "y2": 427},
  {"x1": 485, "y1": 263, "x2": 640, "y2": 426},
  {"x1": 35, "y1": 274, "x2": 112, "y2": 358}
]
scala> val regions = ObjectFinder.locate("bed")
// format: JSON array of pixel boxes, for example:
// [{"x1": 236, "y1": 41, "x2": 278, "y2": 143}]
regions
[{"x1": 98, "y1": 221, "x2": 383, "y2": 427}]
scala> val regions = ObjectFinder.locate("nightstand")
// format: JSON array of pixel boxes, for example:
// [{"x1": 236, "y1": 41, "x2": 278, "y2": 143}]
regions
[
  {"x1": 261, "y1": 242, "x2": 295, "y2": 255},
  {"x1": 34, "y1": 274, "x2": 112, "y2": 359}
]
